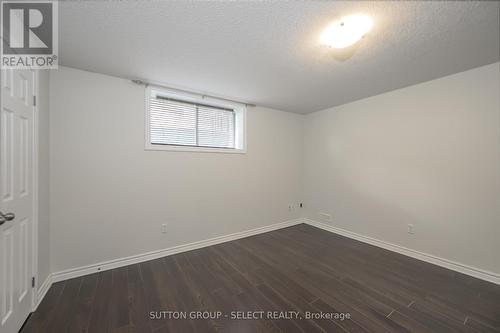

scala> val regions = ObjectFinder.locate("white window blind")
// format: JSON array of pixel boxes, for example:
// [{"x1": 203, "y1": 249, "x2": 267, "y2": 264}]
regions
[{"x1": 150, "y1": 95, "x2": 236, "y2": 149}]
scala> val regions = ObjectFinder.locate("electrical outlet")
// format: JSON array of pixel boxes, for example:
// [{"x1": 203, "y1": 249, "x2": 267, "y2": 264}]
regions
[
  {"x1": 161, "y1": 223, "x2": 168, "y2": 234},
  {"x1": 288, "y1": 204, "x2": 294, "y2": 211},
  {"x1": 407, "y1": 224, "x2": 414, "y2": 235},
  {"x1": 318, "y1": 212, "x2": 332, "y2": 222}
]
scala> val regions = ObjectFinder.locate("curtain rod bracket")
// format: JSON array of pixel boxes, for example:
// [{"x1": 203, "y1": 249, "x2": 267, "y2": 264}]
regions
[{"x1": 131, "y1": 79, "x2": 149, "y2": 87}]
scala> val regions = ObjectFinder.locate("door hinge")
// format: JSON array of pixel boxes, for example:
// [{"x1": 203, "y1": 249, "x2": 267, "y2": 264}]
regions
[
  {"x1": 32, "y1": 277, "x2": 35, "y2": 288},
  {"x1": 33, "y1": 96, "x2": 36, "y2": 106}
]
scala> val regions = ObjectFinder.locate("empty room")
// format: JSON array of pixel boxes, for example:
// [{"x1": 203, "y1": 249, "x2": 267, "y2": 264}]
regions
[{"x1": 1, "y1": 1, "x2": 500, "y2": 332}]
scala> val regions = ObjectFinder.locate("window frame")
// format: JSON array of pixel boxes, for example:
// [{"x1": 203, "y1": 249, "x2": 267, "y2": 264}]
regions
[{"x1": 144, "y1": 86, "x2": 247, "y2": 153}]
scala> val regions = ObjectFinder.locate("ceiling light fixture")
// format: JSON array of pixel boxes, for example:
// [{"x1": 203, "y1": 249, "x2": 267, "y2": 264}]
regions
[{"x1": 320, "y1": 15, "x2": 373, "y2": 49}]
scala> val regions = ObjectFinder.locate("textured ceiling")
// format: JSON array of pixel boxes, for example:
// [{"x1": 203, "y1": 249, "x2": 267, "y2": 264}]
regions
[{"x1": 59, "y1": 1, "x2": 500, "y2": 114}]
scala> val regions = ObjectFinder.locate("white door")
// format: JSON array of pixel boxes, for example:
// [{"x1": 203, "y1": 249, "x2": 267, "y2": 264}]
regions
[{"x1": 0, "y1": 69, "x2": 35, "y2": 333}]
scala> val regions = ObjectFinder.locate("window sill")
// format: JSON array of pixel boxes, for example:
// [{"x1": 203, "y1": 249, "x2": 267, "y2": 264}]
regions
[{"x1": 145, "y1": 144, "x2": 247, "y2": 154}]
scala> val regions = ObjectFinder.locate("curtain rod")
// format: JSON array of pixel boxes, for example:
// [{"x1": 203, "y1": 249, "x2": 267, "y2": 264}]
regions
[{"x1": 131, "y1": 79, "x2": 256, "y2": 108}]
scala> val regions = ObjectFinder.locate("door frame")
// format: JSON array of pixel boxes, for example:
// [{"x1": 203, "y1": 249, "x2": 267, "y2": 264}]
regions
[{"x1": 31, "y1": 69, "x2": 39, "y2": 311}]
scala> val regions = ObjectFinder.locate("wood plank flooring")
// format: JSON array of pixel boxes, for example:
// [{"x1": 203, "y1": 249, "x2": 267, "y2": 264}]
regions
[{"x1": 21, "y1": 224, "x2": 500, "y2": 333}]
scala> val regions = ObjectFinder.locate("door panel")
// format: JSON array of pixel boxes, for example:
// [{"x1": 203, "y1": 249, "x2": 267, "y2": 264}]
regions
[
  {"x1": 1, "y1": 226, "x2": 14, "y2": 326},
  {"x1": 18, "y1": 218, "x2": 29, "y2": 303},
  {"x1": 19, "y1": 117, "x2": 28, "y2": 197},
  {"x1": 1, "y1": 107, "x2": 14, "y2": 202},
  {"x1": 0, "y1": 68, "x2": 35, "y2": 333}
]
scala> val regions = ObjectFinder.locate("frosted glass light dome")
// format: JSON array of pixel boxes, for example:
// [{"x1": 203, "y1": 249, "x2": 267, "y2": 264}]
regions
[{"x1": 320, "y1": 15, "x2": 373, "y2": 49}]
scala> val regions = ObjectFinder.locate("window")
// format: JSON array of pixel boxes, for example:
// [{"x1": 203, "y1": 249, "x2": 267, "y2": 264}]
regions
[{"x1": 145, "y1": 87, "x2": 246, "y2": 153}]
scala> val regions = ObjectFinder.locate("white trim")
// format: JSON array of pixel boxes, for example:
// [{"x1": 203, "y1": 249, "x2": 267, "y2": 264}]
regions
[
  {"x1": 34, "y1": 274, "x2": 52, "y2": 311},
  {"x1": 52, "y1": 218, "x2": 302, "y2": 283},
  {"x1": 304, "y1": 218, "x2": 500, "y2": 286},
  {"x1": 35, "y1": 217, "x2": 500, "y2": 309},
  {"x1": 31, "y1": 70, "x2": 39, "y2": 310},
  {"x1": 144, "y1": 86, "x2": 247, "y2": 154},
  {"x1": 144, "y1": 145, "x2": 247, "y2": 154}
]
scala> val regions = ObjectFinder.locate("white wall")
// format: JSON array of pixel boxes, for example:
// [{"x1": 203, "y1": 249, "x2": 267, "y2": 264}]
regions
[
  {"x1": 303, "y1": 62, "x2": 500, "y2": 275},
  {"x1": 49, "y1": 66, "x2": 303, "y2": 273},
  {"x1": 37, "y1": 70, "x2": 51, "y2": 289},
  {"x1": 49, "y1": 62, "x2": 500, "y2": 279}
]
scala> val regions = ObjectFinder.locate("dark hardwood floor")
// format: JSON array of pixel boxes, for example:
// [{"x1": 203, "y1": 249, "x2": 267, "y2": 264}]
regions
[{"x1": 21, "y1": 224, "x2": 500, "y2": 333}]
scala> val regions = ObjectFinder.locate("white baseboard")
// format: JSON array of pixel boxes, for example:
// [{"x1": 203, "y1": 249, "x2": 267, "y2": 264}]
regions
[
  {"x1": 35, "y1": 217, "x2": 500, "y2": 310},
  {"x1": 34, "y1": 273, "x2": 53, "y2": 311},
  {"x1": 52, "y1": 218, "x2": 303, "y2": 283},
  {"x1": 304, "y1": 218, "x2": 500, "y2": 286}
]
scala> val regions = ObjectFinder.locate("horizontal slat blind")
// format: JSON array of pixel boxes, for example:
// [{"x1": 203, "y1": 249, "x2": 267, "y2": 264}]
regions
[
  {"x1": 150, "y1": 94, "x2": 235, "y2": 149},
  {"x1": 198, "y1": 105, "x2": 235, "y2": 148}
]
